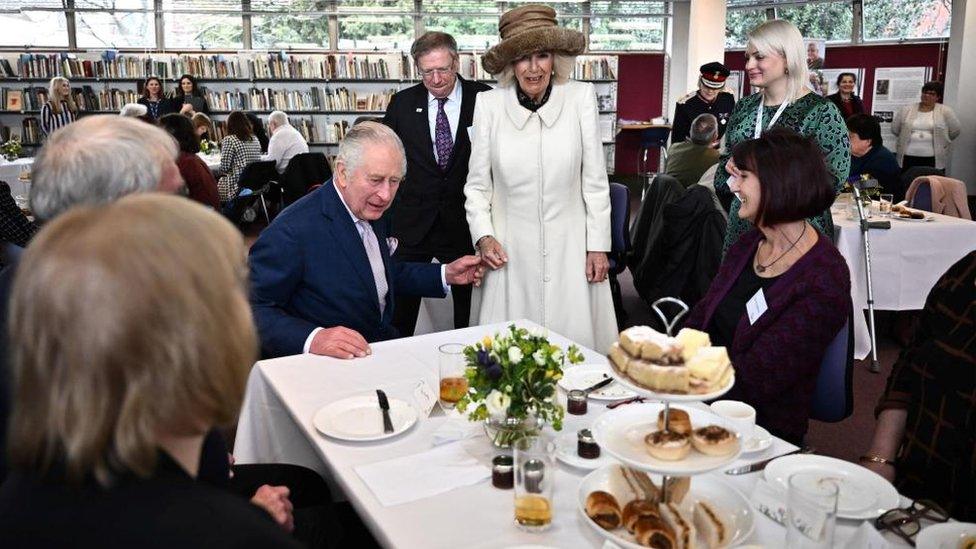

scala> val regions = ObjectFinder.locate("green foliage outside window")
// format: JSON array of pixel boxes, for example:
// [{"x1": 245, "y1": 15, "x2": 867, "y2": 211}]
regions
[{"x1": 777, "y1": 1, "x2": 854, "y2": 42}]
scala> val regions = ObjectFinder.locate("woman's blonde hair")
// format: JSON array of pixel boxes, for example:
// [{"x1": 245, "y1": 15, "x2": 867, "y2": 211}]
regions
[
  {"x1": 7, "y1": 194, "x2": 255, "y2": 486},
  {"x1": 495, "y1": 53, "x2": 575, "y2": 89},
  {"x1": 192, "y1": 112, "x2": 215, "y2": 141},
  {"x1": 746, "y1": 19, "x2": 809, "y2": 102},
  {"x1": 47, "y1": 76, "x2": 78, "y2": 115}
]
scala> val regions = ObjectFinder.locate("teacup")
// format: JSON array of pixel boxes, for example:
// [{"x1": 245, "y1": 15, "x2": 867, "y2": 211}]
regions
[{"x1": 710, "y1": 400, "x2": 755, "y2": 441}]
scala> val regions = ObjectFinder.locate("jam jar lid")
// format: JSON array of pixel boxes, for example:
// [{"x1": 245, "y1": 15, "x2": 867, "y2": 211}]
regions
[
  {"x1": 577, "y1": 428, "x2": 596, "y2": 443},
  {"x1": 492, "y1": 454, "x2": 513, "y2": 470}
]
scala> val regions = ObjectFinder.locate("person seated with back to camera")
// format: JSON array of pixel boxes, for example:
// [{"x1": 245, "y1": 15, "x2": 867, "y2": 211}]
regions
[
  {"x1": 249, "y1": 121, "x2": 485, "y2": 359},
  {"x1": 683, "y1": 127, "x2": 851, "y2": 446},
  {"x1": 664, "y1": 113, "x2": 721, "y2": 189},
  {"x1": 266, "y1": 111, "x2": 310, "y2": 174}
]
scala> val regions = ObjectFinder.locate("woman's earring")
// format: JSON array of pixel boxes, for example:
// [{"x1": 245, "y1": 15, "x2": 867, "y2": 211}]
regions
[{"x1": 785, "y1": 68, "x2": 790, "y2": 75}]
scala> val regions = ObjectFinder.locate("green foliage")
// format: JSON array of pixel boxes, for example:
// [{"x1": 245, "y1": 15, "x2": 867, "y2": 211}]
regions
[
  {"x1": 455, "y1": 325, "x2": 584, "y2": 432},
  {"x1": 777, "y1": 1, "x2": 853, "y2": 42},
  {"x1": 252, "y1": 14, "x2": 329, "y2": 48},
  {"x1": 726, "y1": 9, "x2": 768, "y2": 48},
  {"x1": 862, "y1": 0, "x2": 951, "y2": 41}
]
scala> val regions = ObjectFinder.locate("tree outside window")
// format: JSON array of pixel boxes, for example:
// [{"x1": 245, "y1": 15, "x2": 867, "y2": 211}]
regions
[
  {"x1": 776, "y1": 1, "x2": 853, "y2": 42},
  {"x1": 863, "y1": 0, "x2": 951, "y2": 41}
]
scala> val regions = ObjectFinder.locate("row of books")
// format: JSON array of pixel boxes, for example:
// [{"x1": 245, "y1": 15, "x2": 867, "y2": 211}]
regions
[
  {"x1": 1, "y1": 86, "x2": 140, "y2": 113},
  {"x1": 1, "y1": 118, "x2": 41, "y2": 144},
  {"x1": 201, "y1": 87, "x2": 395, "y2": 112},
  {"x1": 3, "y1": 52, "x2": 619, "y2": 82}
]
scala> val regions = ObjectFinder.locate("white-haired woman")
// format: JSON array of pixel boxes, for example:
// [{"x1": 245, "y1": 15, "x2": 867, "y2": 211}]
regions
[
  {"x1": 716, "y1": 19, "x2": 850, "y2": 251},
  {"x1": 39, "y1": 76, "x2": 78, "y2": 137},
  {"x1": 465, "y1": 4, "x2": 616, "y2": 352}
]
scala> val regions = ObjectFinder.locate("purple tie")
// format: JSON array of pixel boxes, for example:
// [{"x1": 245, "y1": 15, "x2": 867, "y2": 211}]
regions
[{"x1": 435, "y1": 97, "x2": 453, "y2": 171}]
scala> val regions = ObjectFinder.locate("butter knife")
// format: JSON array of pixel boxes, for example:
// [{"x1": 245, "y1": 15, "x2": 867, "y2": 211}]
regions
[
  {"x1": 582, "y1": 376, "x2": 614, "y2": 395},
  {"x1": 724, "y1": 447, "x2": 813, "y2": 475},
  {"x1": 376, "y1": 390, "x2": 394, "y2": 434}
]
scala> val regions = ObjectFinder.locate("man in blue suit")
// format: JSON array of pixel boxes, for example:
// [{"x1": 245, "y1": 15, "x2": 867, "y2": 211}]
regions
[{"x1": 250, "y1": 121, "x2": 484, "y2": 359}]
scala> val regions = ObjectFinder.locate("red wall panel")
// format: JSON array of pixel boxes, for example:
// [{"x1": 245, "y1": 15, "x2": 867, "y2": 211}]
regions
[{"x1": 614, "y1": 53, "x2": 666, "y2": 175}]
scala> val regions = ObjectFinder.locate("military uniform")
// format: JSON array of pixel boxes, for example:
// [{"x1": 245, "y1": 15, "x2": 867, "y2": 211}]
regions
[{"x1": 671, "y1": 90, "x2": 736, "y2": 144}]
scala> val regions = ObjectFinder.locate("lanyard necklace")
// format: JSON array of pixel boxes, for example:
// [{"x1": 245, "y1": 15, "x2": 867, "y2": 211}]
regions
[{"x1": 753, "y1": 92, "x2": 790, "y2": 138}]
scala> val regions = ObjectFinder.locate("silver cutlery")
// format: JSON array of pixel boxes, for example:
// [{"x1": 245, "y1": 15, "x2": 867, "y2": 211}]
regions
[
  {"x1": 724, "y1": 447, "x2": 815, "y2": 475},
  {"x1": 376, "y1": 389, "x2": 394, "y2": 434},
  {"x1": 606, "y1": 396, "x2": 646, "y2": 409},
  {"x1": 582, "y1": 375, "x2": 614, "y2": 395}
]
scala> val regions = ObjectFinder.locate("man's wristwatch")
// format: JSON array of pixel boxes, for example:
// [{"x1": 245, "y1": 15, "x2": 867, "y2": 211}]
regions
[{"x1": 858, "y1": 454, "x2": 895, "y2": 467}]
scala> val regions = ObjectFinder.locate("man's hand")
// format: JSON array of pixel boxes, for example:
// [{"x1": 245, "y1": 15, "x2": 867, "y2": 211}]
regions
[
  {"x1": 586, "y1": 252, "x2": 609, "y2": 283},
  {"x1": 310, "y1": 326, "x2": 370, "y2": 359},
  {"x1": 445, "y1": 255, "x2": 486, "y2": 287},
  {"x1": 250, "y1": 485, "x2": 294, "y2": 533},
  {"x1": 477, "y1": 236, "x2": 508, "y2": 269}
]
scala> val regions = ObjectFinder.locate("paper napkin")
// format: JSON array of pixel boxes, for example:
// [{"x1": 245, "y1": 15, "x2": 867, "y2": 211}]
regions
[
  {"x1": 355, "y1": 442, "x2": 490, "y2": 507},
  {"x1": 751, "y1": 478, "x2": 788, "y2": 525},
  {"x1": 844, "y1": 521, "x2": 890, "y2": 549},
  {"x1": 431, "y1": 416, "x2": 483, "y2": 446}
]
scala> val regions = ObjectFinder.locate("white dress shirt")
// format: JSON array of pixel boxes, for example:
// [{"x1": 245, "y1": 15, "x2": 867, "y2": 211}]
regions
[
  {"x1": 303, "y1": 183, "x2": 450, "y2": 353},
  {"x1": 267, "y1": 124, "x2": 309, "y2": 174},
  {"x1": 427, "y1": 81, "x2": 463, "y2": 164}
]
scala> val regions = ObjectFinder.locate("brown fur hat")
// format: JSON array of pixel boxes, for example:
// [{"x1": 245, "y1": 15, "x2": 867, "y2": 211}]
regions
[{"x1": 481, "y1": 5, "x2": 585, "y2": 76}]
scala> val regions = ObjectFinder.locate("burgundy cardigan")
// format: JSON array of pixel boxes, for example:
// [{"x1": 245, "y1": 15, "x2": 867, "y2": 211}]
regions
[
  {"x1": 685, "y1": 229, "x2": 852, "y2": 443},
  {"x1": 176, "y1": 152, "x2": 220, "y2": 210}
]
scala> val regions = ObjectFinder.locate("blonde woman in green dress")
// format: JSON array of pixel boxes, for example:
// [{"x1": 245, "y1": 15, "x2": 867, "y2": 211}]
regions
[{"x1": 716, "y1": 19, "x2": 850, "y2": 252}]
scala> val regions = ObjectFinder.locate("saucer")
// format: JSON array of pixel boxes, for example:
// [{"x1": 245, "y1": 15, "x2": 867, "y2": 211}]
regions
[{"x1": 741, "y1": 426, "x2": 773, "y2": 454}]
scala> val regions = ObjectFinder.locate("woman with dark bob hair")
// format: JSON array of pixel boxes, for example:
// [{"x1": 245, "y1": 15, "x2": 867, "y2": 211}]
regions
[
  {"x1": 847, "y1": 113, "x2": 901, "y2": 197},
  {"x1": 158, "y1": 113, "x2": 220, "y2": 209},
  {"x1": 684, "y1": 127, "x2": 852, "y2": 445},
  {"x1": 0, "y1": 195, "x2": 301, "y2": 547}
]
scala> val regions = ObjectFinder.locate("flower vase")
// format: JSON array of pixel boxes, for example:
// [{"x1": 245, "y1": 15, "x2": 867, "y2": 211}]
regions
[{"x1": 484, "y1": 415, "x2": 542, "y2": 449}]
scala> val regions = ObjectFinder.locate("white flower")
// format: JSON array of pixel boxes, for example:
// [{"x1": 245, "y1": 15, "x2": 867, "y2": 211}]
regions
[
  {"x1": 532, "y1": 349, "x2": 547, "y2": 366},
  {"x1": 529, "y1": 327, "x2": 545, "y2": 338},
  {"x1": 485, "y1": 389, "x2": 512, "y2": 416},
  {"x1": 550, "y1": 349, "x2": 563, "y2": 363},
  {"x1": 508, "y1": 346, "x2": 524, "y2": 363}
]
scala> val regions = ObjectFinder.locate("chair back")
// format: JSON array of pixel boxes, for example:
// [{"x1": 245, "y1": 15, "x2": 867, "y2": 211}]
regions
[
  {"x1": 237, "y1": 160, "x2": 277, "y2": 192},
  {"x1": 608, "y1": 182, "x2": 631, "y2": 275},
  {"x1": 639, "y1": 127, "x2": 671, "y2": 148},
  {"x1": 899, "y1": 166, "x2": 941, "y2": 202},
  {"x1": 283, "y1": 152, "x2": 331, "y2": 205},
  {"x1": 910, "y1": 179, "x2": 933, "y2": 212},
  {"x1": 0, "y1": 241, "x2": 23, "y2": 268},
  {"x1": 810, "y1": 316, "x2": 854, "y2": 423}
]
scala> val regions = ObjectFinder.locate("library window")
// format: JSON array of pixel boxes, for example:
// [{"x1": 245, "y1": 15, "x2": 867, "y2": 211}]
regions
[
  {"x1": 251, "y1": 14, "x2": 330, "y2": 49},
  {"x1": 726, "y1": 8, "x2": 768, "y2": 48},
  {"x1": 862, "y1": 0, "x2": 951, "y2": 41},
  {"x1": 0, "y1": 10, "x2": 69, "y2": 47},
  {"x1": 776, "y1": 1, "x2": 854, "y2": 42},
  {"x1": 163, "y1": 13, "x2": 243, "y2": 49},
  {"x1": 338, "y1": 15, "x2": 413, "y2": 51},
  {"x1": 422, "y1": 1, "x2": 498, "y2": 51},
  {"x1": 75, "y1": 8, "x2": 156, "y2": 48},
  {"x1": 590, "y1": 0, "x2": 666, "y2": 51}
]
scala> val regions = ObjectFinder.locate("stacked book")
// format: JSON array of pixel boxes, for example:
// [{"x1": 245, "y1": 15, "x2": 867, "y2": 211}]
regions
[
  {"x1": 292, "y1": 117, "x2": 319, "y2": 143},
  {"x1": 21, "y1": 118, "x2": 40, "y2": 144},
  {"x1": 322, "y1": 88, "x2": 394, "y2": 112},
  {"x1": 325, "y1": 120, "x2": 350, "y2": 144},
  {"x1": 574, "y1": 57, "x2": 617, "y2": 81},
  {"x1": 169, "y1": 55, "x2": 244, "y2": 80}
]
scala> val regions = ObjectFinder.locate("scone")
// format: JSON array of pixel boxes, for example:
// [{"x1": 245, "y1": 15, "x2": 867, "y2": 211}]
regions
[
  {"x1": 627, "y1": 358, "x2": 690, "y2": 393},
  {"x1": 645, "y1": 430, "x2": 691, "y2": 461},
  {"x1": 585, "y1": 491, "x2": 622, "y2": 530},
  {"x1": 676, "y1": 327, "x2": 710, "y2": 362},
  {"x1": 691, "y1": 425, "x2": 738, "y2": 456},
  {"x1": 657, "y1": 408, "x2": 692, "y2": 435}
]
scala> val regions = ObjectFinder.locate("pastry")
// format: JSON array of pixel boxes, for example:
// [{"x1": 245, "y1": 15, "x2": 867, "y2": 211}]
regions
[
  {"x1": 623, "y1": 499, "x2": 660, "y2": 533},
  {"x1": 676, "y1": 327, "x2": 710, "y2": 362},
  {"x1": 691, "y1": 425, "x2": 738, "y2": 456},
  {"x1": 663, "y1": 476, "x2": 691, "y2": 505},
  {"x1": 686, "y1": 347, "x2": 732, "y2": 393},
  {"x1": 660, "y1": 502, "x2": 696, "y2": 549},
  {"x1": 645, "y1": 430, "x2": 691, "y2": 461},
  {"x1": 628, "y1": 358, "x2": 691, "y2": 393},
  {"x1": 657, "y1": 408, "x2": 692, "y2": 435},
  {"x1": 585, "y1": 491, "x2": 622, "y2": 530},
  {"x1": 619, "y1": 326, "x2": 683, "y2": 363},
  {"x1": 694, "y1": 500, "x2": 729, "y2": 548},
  {"x1": 633, "y1": 514, "x2": 678, "y2": 548},
  {"x1": 959, "y1": 535, "x2": 976, "y2": 549},
  {"x1": 608, "y1": 342, "x2": 631, "y2": 374}
]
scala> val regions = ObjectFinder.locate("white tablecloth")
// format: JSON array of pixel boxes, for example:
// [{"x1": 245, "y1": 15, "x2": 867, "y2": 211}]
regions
[
  {"x1": 235, "y1": 320, "x2": 912, "y2": 548},
  {"x1": 0, "y1": 158, "x2": 33, "y2": 198},
  {"x1": 832, "y1": 208, "x2": 976, "y2": 359}
]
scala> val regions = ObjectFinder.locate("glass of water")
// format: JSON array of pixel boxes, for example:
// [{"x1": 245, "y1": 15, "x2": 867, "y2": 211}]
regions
[
  {"x1": 879, "y1": 194, "x2": 893, "y2": 217},
  {"x1": 786, "y1": 472, "x2": 839, "y2": 548}
]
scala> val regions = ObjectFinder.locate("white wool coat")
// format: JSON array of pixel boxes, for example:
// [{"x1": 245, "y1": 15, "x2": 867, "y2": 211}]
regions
[{"x1": 464, "y1": 79, "x2": 617, "y2": 353}]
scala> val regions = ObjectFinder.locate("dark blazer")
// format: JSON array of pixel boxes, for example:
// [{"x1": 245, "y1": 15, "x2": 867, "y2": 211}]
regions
[
  {"x1": 250, "y1": 182, "x2": 445, "y2": 358},
  {"x1": 383, "y1": 77, "x2": 491, "y2": 251},
  {"x1": 684, "y1": 229, "x2": 851, "y2": 443},
  {"x1": 850, "y1": 144, "x2": 901, "y2": 197},
  {"x1": 0, "y1": 452, "x2": 301, "y2": 548}
]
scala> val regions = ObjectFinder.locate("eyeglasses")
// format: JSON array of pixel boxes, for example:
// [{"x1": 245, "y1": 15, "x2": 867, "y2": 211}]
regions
[
  {"x1": 419, "y1": 67, "x2": 454, "y2": 79},
  {"x1": 875, "y1": 499, "x2": 949, "y2": 546}
]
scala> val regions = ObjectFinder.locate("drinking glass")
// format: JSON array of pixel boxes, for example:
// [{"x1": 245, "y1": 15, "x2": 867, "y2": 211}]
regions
[
  {"x1": 437, "y1": 343, "x2": 467, "y2": 411},
  {"x1": 513, "y1": 435, "x2": 555, "y2": 532},
  {"x1": 879, "y1": 194, "x2": 893, "y2": 217},
  {"x1": 786, "y1": 473, "x2": 839, "y2": 549}
]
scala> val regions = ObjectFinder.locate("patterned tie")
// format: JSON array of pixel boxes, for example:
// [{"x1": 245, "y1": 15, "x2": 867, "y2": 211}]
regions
[
  {"x1": 434, "y1": 97, "x2": 453, "y2": 172},
  {"x1": 357, "y1": 220, "x2": 388, "y2": 313}
]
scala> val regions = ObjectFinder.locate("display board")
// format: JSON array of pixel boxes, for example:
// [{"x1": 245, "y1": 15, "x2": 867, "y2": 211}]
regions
[{"x1": 871, "y1": 66, "x2": 931, "y2": 149}]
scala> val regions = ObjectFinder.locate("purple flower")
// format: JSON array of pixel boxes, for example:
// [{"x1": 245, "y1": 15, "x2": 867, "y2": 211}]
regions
[{"x1": 477, "y1": 349, "x2": 502, "y2": 381}]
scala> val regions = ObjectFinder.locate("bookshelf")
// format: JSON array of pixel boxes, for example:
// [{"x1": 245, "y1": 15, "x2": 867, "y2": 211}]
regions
[{"x1": 0, "y1": 51, "x2": 618, "y2": 172}]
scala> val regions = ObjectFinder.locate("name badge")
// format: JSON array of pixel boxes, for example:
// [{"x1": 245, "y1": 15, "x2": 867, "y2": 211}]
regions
[{"x1": 746, "y1": 288, "x2": 768, "y2": 325}]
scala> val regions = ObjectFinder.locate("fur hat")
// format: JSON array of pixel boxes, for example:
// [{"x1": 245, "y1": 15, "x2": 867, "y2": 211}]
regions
[{"x1": 481, "y1": 5, "x2": 586, "y2": 76}]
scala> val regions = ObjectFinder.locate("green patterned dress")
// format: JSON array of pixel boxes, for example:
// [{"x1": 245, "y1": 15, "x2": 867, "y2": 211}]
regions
[{"x1": 715, "y1": 92, "x2": 850, "y2": 251}]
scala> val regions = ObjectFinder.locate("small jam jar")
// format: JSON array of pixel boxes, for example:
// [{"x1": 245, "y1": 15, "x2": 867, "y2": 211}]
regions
[
  {"x1": 567, "y1": 389, "x2": 588, "y2": 415},
  {"x1": 577, "y1": 429, "x2": 600, "y2": 459},
  {"x1": 492, "y1": 455, "x2": 514, "y2": 489}
]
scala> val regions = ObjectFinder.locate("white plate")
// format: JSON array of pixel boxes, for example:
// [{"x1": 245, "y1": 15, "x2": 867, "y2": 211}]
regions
[
  {"x1": 763, "y1": 454, "x2": 900, "y2": 520},
  {"x1": 608, "y1": 359, "x2": 735, "y2": 403},
  {"x1": 555, "y1": 432, "x2": 617, "y2": 470},
  {"x1": 892, "y1": 213, "x2": 935, "y2": 222},
  {"x1": 741, "y1": 426, "x2": 773, "y2": 454},
  {"x1": 591, "y1": 402, "x2": 742, "y2": 475},
  {"x1": 916, "y1": 522, "x2": 976, "y2": 549},
  {"x1": 312, "y1": 395, "x2": 418, "y2": 442},
  {"x1": 559, "y1": 364, "x2": 637, "y2": 401},
  {"x1": 577, "y1": 464, "x2": 755, "y2": 549}
]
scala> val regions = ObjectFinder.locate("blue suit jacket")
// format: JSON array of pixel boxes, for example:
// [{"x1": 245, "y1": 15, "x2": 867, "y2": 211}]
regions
[{"x1": 249, "y1": 182, "x2": 445, "y2": 358}]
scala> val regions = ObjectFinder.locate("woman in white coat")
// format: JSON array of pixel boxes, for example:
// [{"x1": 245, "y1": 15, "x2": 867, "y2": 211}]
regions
[
  {"x1": 892, "y1": 81, "x2": 961, "y2": 171},
  {"x1": 465, "y1": 4, "x2": 616, "y2": 352}
]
